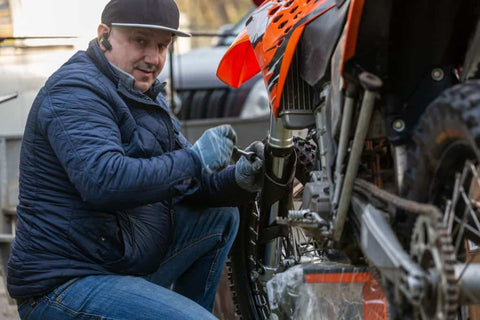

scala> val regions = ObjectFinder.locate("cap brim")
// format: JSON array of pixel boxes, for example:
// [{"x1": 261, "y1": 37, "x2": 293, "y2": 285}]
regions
[{"x1": 111, "y1": 23, "x2": 191, "y2": 37}]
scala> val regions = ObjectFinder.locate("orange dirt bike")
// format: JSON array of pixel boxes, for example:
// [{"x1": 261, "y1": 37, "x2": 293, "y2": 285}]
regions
[{"x1": 217, "y1": 0, "x2": 480, "y2": 319}]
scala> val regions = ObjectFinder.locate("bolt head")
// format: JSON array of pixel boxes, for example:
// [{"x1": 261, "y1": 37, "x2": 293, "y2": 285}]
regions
[
  {"x1": 393, "y1": 119, "x2": 406, "y2": 132},
  {"x1": 431, "y1": 68, "x2": 445, "y2": 81}
]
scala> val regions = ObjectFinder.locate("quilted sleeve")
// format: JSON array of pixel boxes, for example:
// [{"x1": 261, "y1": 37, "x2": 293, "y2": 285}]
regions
[
  {"x1": 38, "y1": 83, "x2": 202, "y2": 209},
  {"x1": 181, "y1": 165, "x2": 256, "y2": 207}
]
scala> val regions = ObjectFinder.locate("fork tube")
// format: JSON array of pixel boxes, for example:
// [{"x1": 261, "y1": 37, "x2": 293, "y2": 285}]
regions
[
  {"x1": 262, "y1": 113, "x2": 293, "y2": 277},
  {"x1": 268, "y1": 113, "x2": 294, "y2": 151}
]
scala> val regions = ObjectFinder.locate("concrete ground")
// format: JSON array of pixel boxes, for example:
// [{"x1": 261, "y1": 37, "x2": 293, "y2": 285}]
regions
[{"x1": 0, "y1": 277, "x2": 18, "y2": 320}]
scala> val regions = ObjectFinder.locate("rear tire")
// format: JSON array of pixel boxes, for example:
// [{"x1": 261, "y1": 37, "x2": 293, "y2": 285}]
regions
[
  {"x1": 406, "y1": 80, "x2": 480, "y2": 244},
  {"x1": 402, "y1": 80, "x2": 480, "y2": 320}
]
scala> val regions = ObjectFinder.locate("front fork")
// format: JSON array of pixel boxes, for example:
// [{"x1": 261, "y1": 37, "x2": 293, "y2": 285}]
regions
[{"x1": 258, "y1": 113, "x2": 295, "y2": 280}]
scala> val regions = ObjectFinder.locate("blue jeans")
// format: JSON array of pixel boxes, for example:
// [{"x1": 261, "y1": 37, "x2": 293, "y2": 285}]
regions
[{"x1": 17, "y1": 205, "x2": 239, "y2": 320}]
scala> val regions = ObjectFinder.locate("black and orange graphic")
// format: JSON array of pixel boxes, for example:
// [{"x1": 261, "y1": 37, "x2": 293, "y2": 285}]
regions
[{"x1": 218, "y1": 0, "x2": 340, "y2": 117}]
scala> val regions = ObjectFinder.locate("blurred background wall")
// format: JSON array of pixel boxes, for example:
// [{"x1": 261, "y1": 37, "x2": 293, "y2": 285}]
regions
[
  {"x1": 177, "y1": 0, "x2": 253, "y2": 49},
  {"x1": 1, "y1": 0, "x2": 254, "y2": 51},
  {"x1": 0, "y1": 0, "x2": 255, "y2": 135}
]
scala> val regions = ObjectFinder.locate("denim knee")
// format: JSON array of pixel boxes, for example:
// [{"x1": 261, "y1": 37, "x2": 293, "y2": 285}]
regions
[{"x1": 219, "y1": 207, "x2": 239, "y2": 244}]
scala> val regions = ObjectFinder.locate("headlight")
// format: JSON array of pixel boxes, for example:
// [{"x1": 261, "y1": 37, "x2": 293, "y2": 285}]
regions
[{"x1": 240, "y1": 79, "x2": 269, "y2": 118}]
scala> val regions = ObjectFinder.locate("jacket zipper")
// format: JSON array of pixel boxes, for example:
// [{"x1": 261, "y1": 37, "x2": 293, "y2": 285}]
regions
[
  {"x1": 120, "y1": 90, "x2": 175, "y2": 247},
  {"x1": 169, "y1": 206, "x2": 175, "y2": 244},
  {"x1": 160, "y1": 108, "x2": 175, "y2": 244},
  {"x1": 165, "y1": 114, "x2": 174, "y2": 152}
]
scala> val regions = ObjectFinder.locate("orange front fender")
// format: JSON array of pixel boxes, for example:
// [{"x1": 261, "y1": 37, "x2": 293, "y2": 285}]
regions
[{"x1": 216, "y1": 29, "x2": 260, "y2": 89}]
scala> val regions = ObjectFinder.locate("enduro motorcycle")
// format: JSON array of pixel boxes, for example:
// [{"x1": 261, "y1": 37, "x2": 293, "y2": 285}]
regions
[{"x1": 216, "y1": 0, "x2": 480, "y2": 319}]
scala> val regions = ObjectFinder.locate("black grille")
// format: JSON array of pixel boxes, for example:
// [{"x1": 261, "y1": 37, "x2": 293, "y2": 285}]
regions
[{"x1": 279, "y1": 49, "x2": 318, "y2": 116}]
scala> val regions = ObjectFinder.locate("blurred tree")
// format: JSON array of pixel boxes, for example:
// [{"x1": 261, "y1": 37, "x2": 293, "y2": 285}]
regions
[
  {"x1": 0, "y1": 0, "x2": 13, "y2": 37},
  {"x1": 178, "y1": 0, "x2": 253, "y2": 31},
  {"x1": 177, "y1": 0, "x2": 253, "y2": 48}
]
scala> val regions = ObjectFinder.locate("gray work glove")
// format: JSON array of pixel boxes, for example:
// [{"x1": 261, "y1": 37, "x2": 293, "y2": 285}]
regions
[
  {"x1": 191, "y1": 125, "x2": 237, "y2": 175},
  {"x1": 235, "y1": 141, "x2": 264, "y2": 192}
]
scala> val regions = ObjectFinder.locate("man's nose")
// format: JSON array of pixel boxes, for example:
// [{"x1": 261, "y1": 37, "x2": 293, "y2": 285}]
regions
[{"x1": 144, "y1": 46, "x2": 161, "y2": 65}]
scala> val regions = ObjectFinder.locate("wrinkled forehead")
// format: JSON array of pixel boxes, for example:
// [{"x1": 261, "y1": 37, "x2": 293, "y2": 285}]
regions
[{"x1": 111, "y1": 26, "x2": 173, "y2": 43}]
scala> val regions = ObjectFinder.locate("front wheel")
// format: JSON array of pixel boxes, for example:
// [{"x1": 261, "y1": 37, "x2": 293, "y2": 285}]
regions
[
  {"x1": 228, "y1": 137, "x2": 318, "y2": 319},
  {"x1": 228, "y1": 203, "x2": 270, "y2": 320}
]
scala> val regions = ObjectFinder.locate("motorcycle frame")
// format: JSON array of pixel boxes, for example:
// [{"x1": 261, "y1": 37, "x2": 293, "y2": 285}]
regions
[
  {"x1": 333, "y1": 73, "x2": 382, "y2": 242},
  {"x1": 259, "y1": 69, "x2": 480, "y2": 306}
]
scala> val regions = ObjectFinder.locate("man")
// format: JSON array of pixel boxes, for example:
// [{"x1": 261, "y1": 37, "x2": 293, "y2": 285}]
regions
[{"x1": 7, "y1": 0, "x2": 264, "y2": 319}]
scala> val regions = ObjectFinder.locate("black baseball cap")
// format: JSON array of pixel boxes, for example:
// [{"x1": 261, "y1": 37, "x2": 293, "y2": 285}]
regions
[{"x1": 101, "y1": 0, "x2": 191, "y2": 37}]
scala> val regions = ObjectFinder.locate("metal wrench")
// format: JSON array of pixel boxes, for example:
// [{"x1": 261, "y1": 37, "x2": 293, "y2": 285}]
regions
[{"x1": 233, "y1": 146, "x2": 257, "y2": 162}]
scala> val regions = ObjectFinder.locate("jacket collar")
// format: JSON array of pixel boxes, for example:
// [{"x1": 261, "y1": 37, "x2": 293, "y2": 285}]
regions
[{"x1": 86, "y1": 39, "x2": 166, "y2": 101}]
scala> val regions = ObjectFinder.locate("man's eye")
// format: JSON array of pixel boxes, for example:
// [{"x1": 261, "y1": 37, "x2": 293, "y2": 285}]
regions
[{"x1": 136, "y1": 38, "x2": 145, "y2": 45}]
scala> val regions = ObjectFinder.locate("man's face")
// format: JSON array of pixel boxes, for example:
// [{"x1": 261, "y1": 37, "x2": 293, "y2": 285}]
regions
[{"x1": 100, "y1": 25, "x2": 172, "y2": 92}]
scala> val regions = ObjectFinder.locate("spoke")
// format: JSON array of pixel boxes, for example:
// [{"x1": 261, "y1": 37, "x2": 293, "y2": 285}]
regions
[
  {"x1": 293, "y1": 183, "x2": 304, "y2": 199},
  {"x1": 460, "y1": 187, "x2": 480, "y2": 233},
  {"x1": 447, "y1": 172, "x2": 462, "y2": 233},
  {"x1": 456, "y1": 248, "x2": 480, "y2": 261},
  {"x1": 292, "y1": 228, "x2": 300, "y2": 261},
  {"x1": 453, "y1": 215, "x2": 480, "y2": 239},
  {"x1": 456, "y1": 253, "x2": 477, "y2": 284},
  {"x1": 467, "y1": 161, "x2": 480, "y2": 187},
  {"x1": 444, "y1": 199, "x2": 452, "y2": 226},
  {"x1": 455, "y1": 205, "x2": 469, "y2": 255},
  {"x1": 446, "y1": 162, "x2": 480, "y2": 262},
  {"x1": 254, "y1": 202, "x2": 260, "y2": 217}
]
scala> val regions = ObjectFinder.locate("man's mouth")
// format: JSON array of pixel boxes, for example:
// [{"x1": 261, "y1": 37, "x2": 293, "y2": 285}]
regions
[{"x1": 136, "y1": 67, "x2": 154, "y2": 75}]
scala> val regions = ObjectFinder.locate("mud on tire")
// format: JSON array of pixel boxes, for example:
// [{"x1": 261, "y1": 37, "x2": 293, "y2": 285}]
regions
[
  {"x1": 406, "y1": 81, "x2": 480, "y2": 203},
  {"x1": 393, "y1": 81, "x2": 480, "y2": 248}
]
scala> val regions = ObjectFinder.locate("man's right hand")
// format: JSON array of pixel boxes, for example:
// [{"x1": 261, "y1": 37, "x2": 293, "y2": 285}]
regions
[{"x1": 191, "y1": 125, "x2": 237, "y2": 175}]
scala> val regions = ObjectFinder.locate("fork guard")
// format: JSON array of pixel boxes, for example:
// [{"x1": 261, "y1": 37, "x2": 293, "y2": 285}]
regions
[{"x1": 260, "y1": 144, "x2": 297, "y2": 210}]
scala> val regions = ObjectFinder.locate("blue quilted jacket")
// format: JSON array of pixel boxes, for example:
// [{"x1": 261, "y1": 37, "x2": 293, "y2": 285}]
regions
[{"x1": 7, "y1": 40, "x2": 252, "y2": 299}]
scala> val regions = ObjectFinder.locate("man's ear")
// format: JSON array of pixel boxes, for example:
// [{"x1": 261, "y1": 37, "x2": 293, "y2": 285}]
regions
[{"x1": 97, "y1": 24, "x2": 111, "y2": 52}]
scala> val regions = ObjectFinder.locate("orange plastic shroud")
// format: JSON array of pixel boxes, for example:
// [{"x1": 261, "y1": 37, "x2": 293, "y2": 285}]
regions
[
  {"x1": 217, "y1": 0, "x2": 340, "y2": 118},
  {"x1": 217, "y1": 0, "x2": 366, "y2": 117}
]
